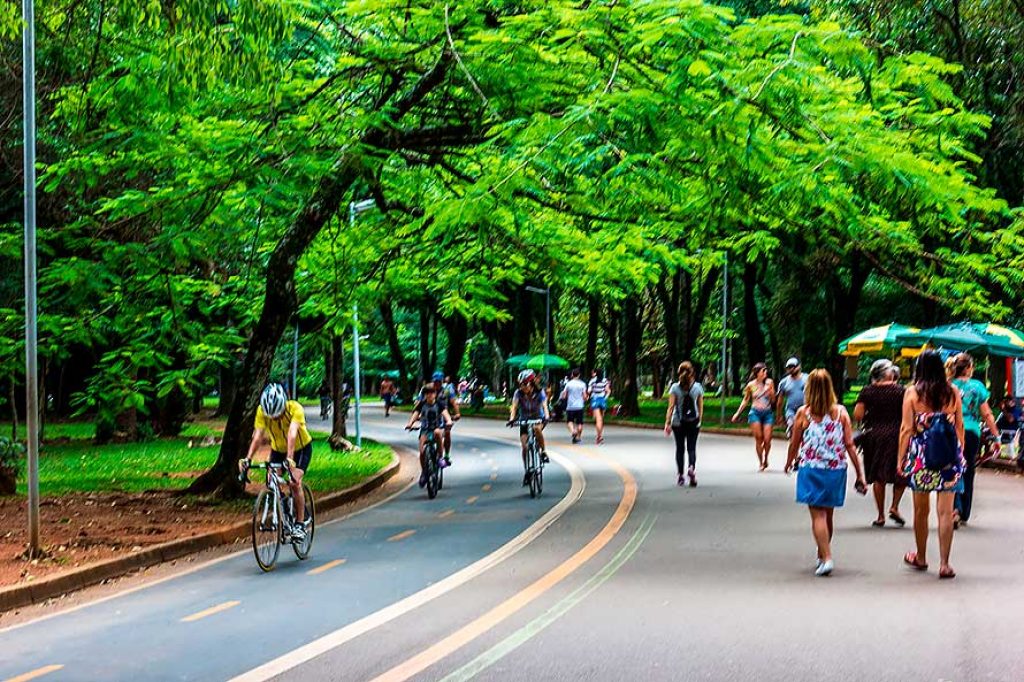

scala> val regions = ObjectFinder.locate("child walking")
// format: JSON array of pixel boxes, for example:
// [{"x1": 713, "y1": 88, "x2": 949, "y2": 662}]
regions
[{"x1": 785, "y1": 369, "x2": 867, "y2": 576}]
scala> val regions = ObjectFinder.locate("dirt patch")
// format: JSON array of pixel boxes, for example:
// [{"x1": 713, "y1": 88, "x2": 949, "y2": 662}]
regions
[{"x1": 0, "y1": 490, "x2": 248, "y2": 588}]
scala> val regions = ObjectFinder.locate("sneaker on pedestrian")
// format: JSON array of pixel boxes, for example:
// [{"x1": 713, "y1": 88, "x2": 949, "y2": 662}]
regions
[
  {"x1": 677, "y1": 473, "x2": 685, "y2": 487},
  {"x1": 815, "y1": 559, "x2": 834, "y2": 577},
  {"x1": 688, "y1": 466, "x2": 697, "y2": 487}
]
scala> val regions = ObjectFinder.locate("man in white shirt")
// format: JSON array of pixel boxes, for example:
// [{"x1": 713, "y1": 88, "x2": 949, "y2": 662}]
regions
[{"x1": 561, "y1": 368, "x2": 590, "y2": 444}]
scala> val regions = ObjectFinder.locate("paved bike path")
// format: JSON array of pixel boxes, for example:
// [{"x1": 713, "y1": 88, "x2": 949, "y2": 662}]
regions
[{"x1": 0, "y1": 423, "x2": 571, "y2": 682}]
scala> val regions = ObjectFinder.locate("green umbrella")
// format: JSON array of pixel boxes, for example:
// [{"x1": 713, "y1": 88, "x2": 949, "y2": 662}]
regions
[
  {"x1": 895, "y1": 322, "x2": 1024, "y2": 357},
  {"x1": 380, "y1": 370, "x2": 402, "y2": 379},
  {"x1": 503, "y1": 354, "x2": 532, "y2": 368},
  {"x1": 838, "y1": 323, "x2": 919, "y2": 357},
  {"x1": 524, "y1": 353, "x2": 570, "y2": 371}
]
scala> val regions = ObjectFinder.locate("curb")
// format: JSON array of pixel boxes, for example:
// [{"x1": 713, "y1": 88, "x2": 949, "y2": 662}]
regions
[{"x1": 0, "y1": 453, "x2": 401, "y2": 614}]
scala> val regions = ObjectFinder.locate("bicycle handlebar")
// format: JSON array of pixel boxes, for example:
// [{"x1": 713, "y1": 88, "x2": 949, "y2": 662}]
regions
[{"x1": 507, "y1": 418, "x2": 546, "y2": 427}]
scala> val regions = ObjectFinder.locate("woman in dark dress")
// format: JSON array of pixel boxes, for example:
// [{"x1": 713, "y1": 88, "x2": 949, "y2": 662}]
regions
[{"x1": 854, "y1": 359, "x2": 907, "y2": 527}]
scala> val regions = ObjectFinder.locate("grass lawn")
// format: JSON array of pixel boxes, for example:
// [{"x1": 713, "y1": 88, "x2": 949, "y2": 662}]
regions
[
  {"x1": 451, "y1": 390, "x2": 861, "y2": 431},
  {"x1": 8, "y1": 420, "x2": 393, "y2": 497}
]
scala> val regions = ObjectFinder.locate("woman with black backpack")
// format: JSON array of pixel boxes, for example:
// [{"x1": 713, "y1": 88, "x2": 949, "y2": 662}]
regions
[
  {"x1": 899, "y1": 351, "x2": 966, "y2": 579},
  {"x1": 665, "y1": 361, "x2": 704, "y2": 487}
]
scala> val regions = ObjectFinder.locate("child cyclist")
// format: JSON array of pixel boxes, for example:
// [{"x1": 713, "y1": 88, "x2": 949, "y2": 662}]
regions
[
  {"x1": 509, "y1": 369, "x2": 550, "y2": 486},
  {"x1": 406, "y1": 383, "x2": 454, "y2": 488}
]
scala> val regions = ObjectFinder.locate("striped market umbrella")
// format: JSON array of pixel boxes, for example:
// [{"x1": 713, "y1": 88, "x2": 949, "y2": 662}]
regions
[
  {"x1": 895, "y1": 322, "x2": 1024, "y2": 358},
  {"x1": 838, "y1": 323, "x2": 919, "y2": 357},
  {"x1": 976, "y1": 323, "x2": 1024, "y2": 350}
]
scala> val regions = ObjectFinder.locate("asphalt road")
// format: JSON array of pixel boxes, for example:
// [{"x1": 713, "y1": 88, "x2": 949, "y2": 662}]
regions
[{"x1": 3, "y1": 408, "x2": 1024, "y2": 682}]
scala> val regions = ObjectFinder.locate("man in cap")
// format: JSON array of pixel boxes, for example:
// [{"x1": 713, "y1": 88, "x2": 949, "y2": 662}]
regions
[{"x1": 777, "y1": 357, "x2": 807, "y2": 440}]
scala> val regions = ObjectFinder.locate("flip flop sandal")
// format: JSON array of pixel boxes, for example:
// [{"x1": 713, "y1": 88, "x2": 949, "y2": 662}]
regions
[
  {"x1": 904, "y1": 552, "x2": 928, "y2": 571},
  {"x1": 889, "y1": 512, "x2": 906, "y2": 527},
  {"x1": 939, "y1": 568, "x2": 957, "y2": 579},
  {"x1": 872, "y1": 520, "x2": 885, "y2": 527}
]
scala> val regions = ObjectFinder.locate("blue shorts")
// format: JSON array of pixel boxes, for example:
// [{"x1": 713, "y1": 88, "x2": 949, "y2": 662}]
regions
[
  {"x1": 748, "y1": 408, "x2": 774, "y2": 425},
  {"x1": 591, "y1": 397, "x2": 608, "y2": 411}
]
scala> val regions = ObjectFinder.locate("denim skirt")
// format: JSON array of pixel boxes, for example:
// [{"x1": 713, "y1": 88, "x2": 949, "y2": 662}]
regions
[{"x1": 796, "y1": 466, "x2": 847, "y2": 508}]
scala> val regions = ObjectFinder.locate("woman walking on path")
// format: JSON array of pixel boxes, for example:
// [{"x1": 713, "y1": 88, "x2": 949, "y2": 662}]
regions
[
  {"x1": 900, "y1": 351, "x2": 965, "y2": 579},
  {"x1": 665, "y1": 361, "x2": 704, "y2": 487},
  {"x1": 785, "y1": 369, "x2": 867, "y2": 576},
  {"x1": 588, "y1": 369, "x2": 612, "y2": 445},
  {"x1": 854, "y1": 359, "x2": 907, "y2": 528},
  {"x1": 950, "y1": 353, "x2": 1000, "y2": 528},
  {"x1": 732, "y1": 363, "x2": 775, "y2": 470}
]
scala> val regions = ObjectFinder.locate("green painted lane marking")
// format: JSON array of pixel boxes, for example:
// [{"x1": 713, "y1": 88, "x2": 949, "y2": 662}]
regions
[{"x1": 439, "y1": 514, "x2": 657, "y2": 682}]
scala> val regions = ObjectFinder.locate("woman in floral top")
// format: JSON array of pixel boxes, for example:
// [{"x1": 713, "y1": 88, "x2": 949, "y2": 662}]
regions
[
  {"x1": 899, "y1": 351, "x2": 965, "y2": 579},
  {"x1": 785, "y1": 369, "x2": 867, "y2": 577}
]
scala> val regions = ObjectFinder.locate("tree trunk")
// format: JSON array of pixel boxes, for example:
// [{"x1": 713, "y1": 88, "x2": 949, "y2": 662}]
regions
[
  {"x1": 742, "y1": 261, "x2": 767, "y2": 369},
  {"x1": 190, "y1": 49, "x2": 453, "y2": 494},
  {"x1": 585, "y1": 296, "x2": 599, "y2": 377},
  {"x1": 430, "y1": 310, "x2": 438, "y2": 371},
  {"x1": 188, "y1": 157, "x2": 361, "y2": 496},
  {"x1": 215, "y1": 360, "x2": 238, "y2": 418},
  {"x1": 330, "y1": 333, "x2": 350, "y2": 448},
  {"x1": 828, "y1": 256, "x2": 872, "y2": 390},
  {"x1": 682, "y1": 266, "x2": 720, "y2": 360},
  {"x1": 380, "y1": 299, "x2": 411, "y2": 390},
  {"x1": 8, "y1": 377, "x2": 16, "y2": 443},
  {"x1": 419, "y1": 304, "x2": 431, "y2": 382},
  {"x1": 442, "y1": 313, "x2": 469, "y2": 380},
  {"x1": 617, "y1": 301, "x2": 643, "y2": 417}
]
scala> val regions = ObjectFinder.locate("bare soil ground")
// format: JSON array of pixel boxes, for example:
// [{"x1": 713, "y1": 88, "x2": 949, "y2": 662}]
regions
[{"x1": 0, "y1": 490, "x2": 246, "y2": 588}]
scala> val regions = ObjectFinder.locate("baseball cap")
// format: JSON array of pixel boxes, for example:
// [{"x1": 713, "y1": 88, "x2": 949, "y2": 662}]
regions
[{"x1": 785, "y1": 357, "x2": 800, "y2": 368}]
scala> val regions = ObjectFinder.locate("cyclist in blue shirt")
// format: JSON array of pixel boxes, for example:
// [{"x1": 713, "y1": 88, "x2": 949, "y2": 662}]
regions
[{"x1": 407, "y1": 383, "x2": 454, "y2": 488}]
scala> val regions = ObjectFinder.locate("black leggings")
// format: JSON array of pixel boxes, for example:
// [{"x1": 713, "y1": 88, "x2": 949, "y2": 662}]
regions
[
  {"x1": 672, "y1": 423, "x2": 700, "y2": 475},
  {"x1": 956, "y1": 431, "x2": 980, "y2": 522}
]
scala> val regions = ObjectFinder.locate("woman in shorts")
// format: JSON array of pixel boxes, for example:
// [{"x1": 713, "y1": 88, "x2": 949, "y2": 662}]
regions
[{"x1": 732, "y1": 363, "x2": 776, "y2": 471}]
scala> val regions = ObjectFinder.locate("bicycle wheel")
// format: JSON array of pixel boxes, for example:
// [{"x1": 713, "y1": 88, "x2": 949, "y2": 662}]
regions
[
  {"x1": 252, "y1": 489, "x2": 282, "y2": 572},
  {"x1": 292, "y1": 483, "x2": 316, "y2": 560},
  {"x1": 535, "y1": 463, "x2": 544, "y2": 496},
  {"x1": 426, "y1": 443, "x2": 439, "y2": 500},
  {"x1": 528, "y1": 446, "x2": 541, "y2": 498}
]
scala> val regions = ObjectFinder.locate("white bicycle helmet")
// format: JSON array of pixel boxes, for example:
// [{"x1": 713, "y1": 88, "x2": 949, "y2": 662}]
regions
[
  {"x1": 260, "y1": 383, "x2": 288, "y2": 418},
  {"x1": 517, "y1": 369, "x2": 536, "y2": 384}
]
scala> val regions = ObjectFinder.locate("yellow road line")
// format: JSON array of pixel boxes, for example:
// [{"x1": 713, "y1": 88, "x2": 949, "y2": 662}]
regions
[
  {"x1": 387, "y1": 530, "x2": 416, "y2": 542},
  {"x1": 465, "y1": 496, "x2": 479, "y2": 505},
  {"x1": 438, "y1": 509, "x2": 455, "y2": 519},
  {"x1": 307, "y1": 559, "x2": 346, "y2": 575},
  {"x1": 3, "y1": 665, "x2": 64, "y2": 682},
  {"x1": 181, "y1": 600, "x2": 240, "y2": 623},
  {"x1": 370, "y1": 448, "x2": 637, "y2": 682},
  {"x1": 481, "y1": 484, "x2": 492, "y2": 492}
]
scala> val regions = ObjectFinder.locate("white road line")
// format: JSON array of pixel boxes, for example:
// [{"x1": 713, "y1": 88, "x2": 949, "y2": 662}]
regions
[
  {"x1": 227, "y1": 450, "x2": 585, "y2": 682},
  {"x1": 0, "y1": 453, "x2": 414, "y2": 636}
]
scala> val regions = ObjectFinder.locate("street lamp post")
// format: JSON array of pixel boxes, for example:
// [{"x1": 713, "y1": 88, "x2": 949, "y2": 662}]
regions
[
  {"x1": 348, "y1": 199, "x2": 376, "y2": 448},
  {"x1": 524, "y1": 286, "x2": 551, "y2": 355},
  {"x1": 23, "y1": 0, "x2": 41, "y2": 557},
  {"x1": 720, "y1": 253, "x2": 729, "y2": 425}
]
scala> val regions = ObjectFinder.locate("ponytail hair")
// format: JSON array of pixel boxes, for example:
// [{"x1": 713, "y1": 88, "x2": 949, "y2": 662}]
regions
[{"x1": 677, "y1": 361, "x2": 695, "y2": 388}]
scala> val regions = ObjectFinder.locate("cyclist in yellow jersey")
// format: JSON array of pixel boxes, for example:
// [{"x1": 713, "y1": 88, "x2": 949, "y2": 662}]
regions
[{"x1": 239, "y1": 383, "x2": 313, "y2": 541}]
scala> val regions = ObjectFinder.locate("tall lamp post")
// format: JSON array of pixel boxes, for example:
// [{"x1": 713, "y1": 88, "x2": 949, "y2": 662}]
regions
[
  {"x1": 23, "y1": 0, "x2": 41, "y2": 557},
  {"x1": 720, "y1": 253, "x2": 729, "y2": 425},
  {"x1": 348, "y1": 199, "x2": 376, "y2": 448},
  {"x1": 524, "y1": 286, "x2": 551, "y2": 355}
]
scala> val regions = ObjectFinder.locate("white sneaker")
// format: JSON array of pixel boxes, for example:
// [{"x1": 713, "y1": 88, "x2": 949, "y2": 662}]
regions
[
  {"x1": 815, "y1": 559, "x2": 834, "y2": 576},
  {"x1": 290, "y1": 526, "x2": 306, "y2": 543}
]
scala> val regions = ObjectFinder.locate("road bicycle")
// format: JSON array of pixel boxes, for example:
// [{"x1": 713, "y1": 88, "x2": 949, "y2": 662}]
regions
[
  {"x1": 509, "y1": 418, "x2": 545, "y2": 498},
  {"x1": 408, "y1": 423, "x2": 446, "y2": 499},
  {"x1": 240, "y1": 461, "x2": 316, "y2": 572}
]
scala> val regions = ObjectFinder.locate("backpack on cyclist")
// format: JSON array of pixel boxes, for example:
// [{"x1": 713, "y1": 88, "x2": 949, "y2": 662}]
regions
[{"x1": 923, "y1": 413, "x2": 959, "y2": 470}]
